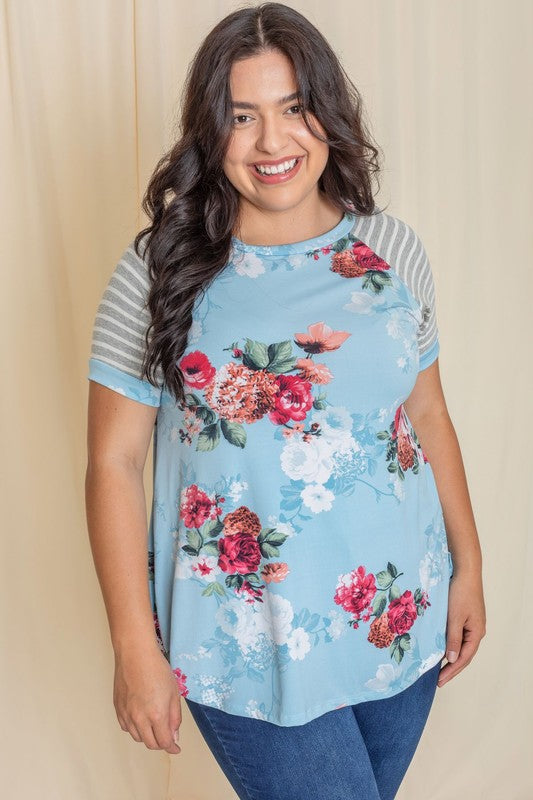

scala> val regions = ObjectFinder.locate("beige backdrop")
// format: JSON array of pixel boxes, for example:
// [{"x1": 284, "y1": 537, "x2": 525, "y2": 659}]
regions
[{"x1": 2, "y1": 1, "x2": 532, "y2": 798}]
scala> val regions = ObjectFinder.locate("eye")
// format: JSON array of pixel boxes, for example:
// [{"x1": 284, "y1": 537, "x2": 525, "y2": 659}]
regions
[
  {"x1": 232, "y1": 114, "x2": 252, "y2": 125},
  {"x1": 286, "y1": 104, "x2": 303, "y2": 115}
]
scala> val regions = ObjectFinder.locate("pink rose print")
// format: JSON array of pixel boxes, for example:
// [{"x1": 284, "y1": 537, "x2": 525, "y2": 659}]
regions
[
  {"x1": 179, "y1": 350, "x2": 216, "y2": 389},
  {"x1": 268, "y1": 373, "x2": 314, "y2": 424},
  {"x1": 180, "y1": 483, "x2": 222, "y2": 528},
  {"x1": 334, "y1": 561, "x2": 431, "y2": 663},
  {"x1": 218, "y1": 532, "x2": 262, "y2": 575}
]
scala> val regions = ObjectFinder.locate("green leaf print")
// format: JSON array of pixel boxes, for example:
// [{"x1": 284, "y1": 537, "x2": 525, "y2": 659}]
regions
[
  {"x1": 257, "y1": 527, "x2": 289, "y2": 558},
  {"x1": 197, "y1": 421, "x2": 221, "y2": 451},
  {"x1": 372, "y1": 593, "x2": 387, "y2": 616},
  {"x1": 220, "y1": 418, "x2": 247, "y2": 448},
  {"x1": 242, "y1": 338, "x2": 270, "y2": 369},
  {"x1": 390, "y1": 633, "x2": 411, "y2": 664},
  {"x1": 202, "y1": 517, "x2": 224, "y2": 538},
  {"x1": 266, "y1": 340, "x2": 297, "y2": 374},
  {"x1": 201, "y1": 540, "x2": 220, "y2": 556}
]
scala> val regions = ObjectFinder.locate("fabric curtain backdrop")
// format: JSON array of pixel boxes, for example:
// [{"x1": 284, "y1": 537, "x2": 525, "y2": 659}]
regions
[{"x1": 2, "y1": 1, "x2": 531, "y2": 798}]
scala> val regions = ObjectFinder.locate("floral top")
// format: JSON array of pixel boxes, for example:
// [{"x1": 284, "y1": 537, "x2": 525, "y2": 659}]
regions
[{"x1": 88, "y1": 208, "x2": 453, "y2": 726}]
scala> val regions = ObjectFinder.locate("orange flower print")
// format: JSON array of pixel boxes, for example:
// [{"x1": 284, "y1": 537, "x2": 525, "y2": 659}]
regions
[
  {"x1": 261, "y1": 562, "x2": 290, "y2": 583},
  {"x1": 377, "y1": 405, "x2": 426, "y2": 479},
  {"x1": 294, "y1": 321, "x2": 351, "y2": 354},
  {"x1": 330, "y1": 241, "x2": 391, "y2": 279},
  {"x1": 223, "y1": 505, "x2": 262, "y2": 538},
  {"x1": 295, "y1": 358, "x2": 333, "y2": 384},
  {"x1": 204, "y1": 361, "x2": 279, "y2": 423}
]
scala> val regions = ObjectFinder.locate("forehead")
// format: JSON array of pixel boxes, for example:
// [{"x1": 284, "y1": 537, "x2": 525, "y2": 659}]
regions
[{"x1": 229, "y1": 50, "x2": 298, "y2": 105}]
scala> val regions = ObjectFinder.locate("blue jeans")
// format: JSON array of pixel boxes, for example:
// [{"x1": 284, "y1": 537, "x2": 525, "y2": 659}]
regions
[{"x1": 184, "y1": 660, "x2": 442, "y2": 800}]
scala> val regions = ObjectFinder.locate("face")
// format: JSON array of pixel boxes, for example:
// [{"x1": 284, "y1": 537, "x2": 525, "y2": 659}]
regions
[{"x1": 222, "y1": 49, "x2": 330, "y2": 219}]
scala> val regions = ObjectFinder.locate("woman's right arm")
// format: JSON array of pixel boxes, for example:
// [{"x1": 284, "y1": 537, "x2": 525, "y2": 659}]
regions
[{"x1": 85, "y1": 380, "x2": 182, "y2": 755}]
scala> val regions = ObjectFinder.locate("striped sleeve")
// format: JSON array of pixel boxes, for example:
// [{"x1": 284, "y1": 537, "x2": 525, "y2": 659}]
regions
[
  {"x1": 353, "y1": 211, "x2": 440, "y2": 371},
  {"x1": 400, "y1": 224, "x2": 440, "y2": 371},
  {"x1": 88, "y1": 237, "x2": 164, "y2": 406}
]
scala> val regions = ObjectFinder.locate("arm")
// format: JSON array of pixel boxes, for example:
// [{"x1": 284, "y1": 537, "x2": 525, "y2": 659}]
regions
[
  {"x1": 403, "y1": 359, "x2": 482, "y2": 576},
  {"x1": 85, "y1": 380, "x2": 182, "y2": 755},
  {"x1": 403, "y1": 358, "x2": 486, "y2": 686},
  {"x1": 85, "y1": 381, "x2": 160, "y2": 655}
]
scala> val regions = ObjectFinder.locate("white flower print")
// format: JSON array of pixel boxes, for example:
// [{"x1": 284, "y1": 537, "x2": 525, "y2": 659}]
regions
[
  {"x1": 300, "y1": 482, "x2": 335, "y2": 513},
  {"x1": 287, "y1": 627, "x2": 312, "y2": 660},
  {"x1": 233, "y1": 250, "x2": 265, "y2": 278},
  {"x1": 364, "y1": 663, "x2": 402, "y2": 693},
  {"x1": 267, "y1": 514, "x2": 297, "y2": 539},
  {"x1": 343, "y1": 291, "x2": 378, "y2": 314},
  {"x1": 228, "y1": 478, "x2": 248, "y2": 503},
  {"x1": 310, "y1": 405, "x2": 353, "y2": 443},
  {"x1": 187, "y1": 317, "x2": 203, "y2": 344},
  {"x1": 280, "y1": 435, "x2": 335, "y2": 484},
  {"x1": 325, "y1": 609, "x2": 347, "y2": 641},
  {"x1": 418, "y1": 651, "x2": 443, "y2": 675},
  {"x1": 257, "y1": 592, "x2": 294, "y2": 646}
]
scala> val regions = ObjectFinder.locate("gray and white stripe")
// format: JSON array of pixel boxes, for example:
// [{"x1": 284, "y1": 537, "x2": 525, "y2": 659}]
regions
[
  {"x1": 352, "y1": 210, "x2": 439, "y2": 358},
  {"x1": 90, "y1": 238, "x2": 165, "y2": 387}
]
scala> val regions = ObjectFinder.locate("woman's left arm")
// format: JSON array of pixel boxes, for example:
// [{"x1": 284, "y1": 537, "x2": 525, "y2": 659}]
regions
[{"x1": 403, "y1": 358, "x2": 487, "y2": 687}]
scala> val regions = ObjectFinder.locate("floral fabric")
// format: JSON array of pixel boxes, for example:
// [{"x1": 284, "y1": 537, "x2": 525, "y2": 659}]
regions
[{"x1": 88, "y1": 210, "x2": 453, "y2": 726}]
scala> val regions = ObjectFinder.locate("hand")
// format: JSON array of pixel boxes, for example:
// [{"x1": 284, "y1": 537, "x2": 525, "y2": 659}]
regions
[
  {"x1": 438, "y1": 568, "x2": 486, "y2": 687},
  {"x1": 113, "y1": 641, "x2": 183, "y2": 755}
]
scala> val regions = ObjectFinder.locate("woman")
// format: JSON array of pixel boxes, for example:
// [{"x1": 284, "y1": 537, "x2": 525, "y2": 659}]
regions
[{"x1": 85, "y1": 3, "x2": 486, "y2": 798}]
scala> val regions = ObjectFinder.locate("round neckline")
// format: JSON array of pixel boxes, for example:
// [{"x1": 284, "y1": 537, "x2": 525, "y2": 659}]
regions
[{"x1": 230, "y1": 211, "x2": 357, "y2": 256}]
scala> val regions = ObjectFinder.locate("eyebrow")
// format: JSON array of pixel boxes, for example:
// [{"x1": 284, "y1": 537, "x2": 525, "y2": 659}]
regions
[{"x1": 230, "y1": 92, "x2": 300, "y2": 110}]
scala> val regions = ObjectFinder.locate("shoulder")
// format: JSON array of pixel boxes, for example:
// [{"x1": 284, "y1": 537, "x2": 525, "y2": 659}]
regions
[{"x1": 350, "y1": 208, "x2": 436, "y2": 302}]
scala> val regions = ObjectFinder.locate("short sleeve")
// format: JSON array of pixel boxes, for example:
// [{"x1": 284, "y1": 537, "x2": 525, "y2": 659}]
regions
[
  {"x1": 88, "y1": 237, "x2": 164, "y2": 406},
  {"x1": 400, "y1": 225, "x2": 440, "y2": 371}
]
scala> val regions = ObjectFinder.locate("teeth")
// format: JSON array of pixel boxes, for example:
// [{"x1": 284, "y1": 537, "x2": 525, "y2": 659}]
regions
[{"x1": 255, "y1": 158, "x2": 298, "y2": 175}]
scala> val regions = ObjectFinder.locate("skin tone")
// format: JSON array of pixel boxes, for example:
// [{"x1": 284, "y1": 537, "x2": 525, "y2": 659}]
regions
[
  {"x1": 85, "y1": 48, "x2": 485, "y2": 758},
  {"x1": 222, "y1": 49, "x2": 343, "y2": 245}
]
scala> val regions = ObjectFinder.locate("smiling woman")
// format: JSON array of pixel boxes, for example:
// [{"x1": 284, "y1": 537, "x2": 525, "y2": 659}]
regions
[{"x1": 86, "y1": 2, "x2": 485, "y2": 798}]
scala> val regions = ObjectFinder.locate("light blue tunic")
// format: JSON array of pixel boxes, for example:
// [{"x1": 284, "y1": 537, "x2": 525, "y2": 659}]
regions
[{"x1": 88, "y1": 209, "x2": 453, "y2": 726}]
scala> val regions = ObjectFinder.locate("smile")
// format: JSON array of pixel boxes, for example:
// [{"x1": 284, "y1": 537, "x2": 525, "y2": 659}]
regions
[{"x1": 249, "y1": 156, "x2": 304, "y2": 184}]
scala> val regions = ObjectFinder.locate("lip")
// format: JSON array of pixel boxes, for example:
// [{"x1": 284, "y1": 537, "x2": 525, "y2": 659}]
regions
[
  {"x1": 249, "y1": 155, "x2": 304, "y2": 185},
  {"x1": 251, "y1": 154, "x2": 305, "y2": 167}
]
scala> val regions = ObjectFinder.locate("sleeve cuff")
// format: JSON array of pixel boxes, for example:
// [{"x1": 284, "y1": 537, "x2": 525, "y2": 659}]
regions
[
  {"x1": 88, "y1": 357, "x2": 162, "y2": 407},
  {"x1": 418, "y1": 339, "x2": 440, "y2": 372}
]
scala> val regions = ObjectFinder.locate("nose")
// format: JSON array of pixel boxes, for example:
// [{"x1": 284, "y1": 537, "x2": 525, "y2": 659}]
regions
[{"x1": 255, "y1": 114, "x2": 289, "y2": 154}]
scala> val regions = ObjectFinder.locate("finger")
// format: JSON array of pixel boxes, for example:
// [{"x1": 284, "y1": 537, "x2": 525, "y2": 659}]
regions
[
  {"x1": 152, "y1": 717, "x2": 181, "y2": 754},
  {"x1": 125, "y1": 719, "x2": 143, "y2": 743},
  {"x1": 137, "y1": 719, "x2": 161, "y2": 750},
  {"x1": 438, "y1": 640, "x2": 479, "y2": 685}
]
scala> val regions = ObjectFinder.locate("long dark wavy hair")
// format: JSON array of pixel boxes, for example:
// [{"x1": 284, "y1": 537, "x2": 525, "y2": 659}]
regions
[{"x1": 134, "y1": 1, "x2": 384, "y2": 407}]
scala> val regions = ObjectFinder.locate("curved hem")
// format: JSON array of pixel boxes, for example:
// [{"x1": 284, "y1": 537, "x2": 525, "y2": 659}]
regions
[{"x1": 183, "y1": 652, "x2": 445, "y2": 727}]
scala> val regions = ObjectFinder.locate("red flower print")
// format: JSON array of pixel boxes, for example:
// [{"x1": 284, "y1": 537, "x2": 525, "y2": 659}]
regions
[
  {"x1": 191, "y1": 557, "x2": 217, "y2": 578},
  {"x1": 179, "y1": 350, "x2": 216, "y2": 389},
  {"x1": 223, "y1": 505, "x2": 262, "y2": 538},
  {"x1": 330, "y1": 241, "x2": 391, "y2": 278},
  {"x1": 334, "y1": 566, "x2": 377, "y2": 622},
  {"x1": 261, "y1": 562, "x2": 289, "y2": 582},
  {"x1": 173, "y1": 667, "x2": 189, "y2": 697},
  {"x1": 218, "y1": 532, "x2": 262, "y2": 575},
  {"x1": 180, "y1": 484, "x2": 219, "y2": 528},
  {"x1": 387, "y1": 590, "x2": 418, "y2": 635},
  {"x1": 203, "y1": 361, "x2": 278, "y2": 423},
  {"x1": 269, "y1": 374, "x2": 314, "y2": 424},
  {"x1": 294, "y1": 321, "x2": 351, "y2": 354}
]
